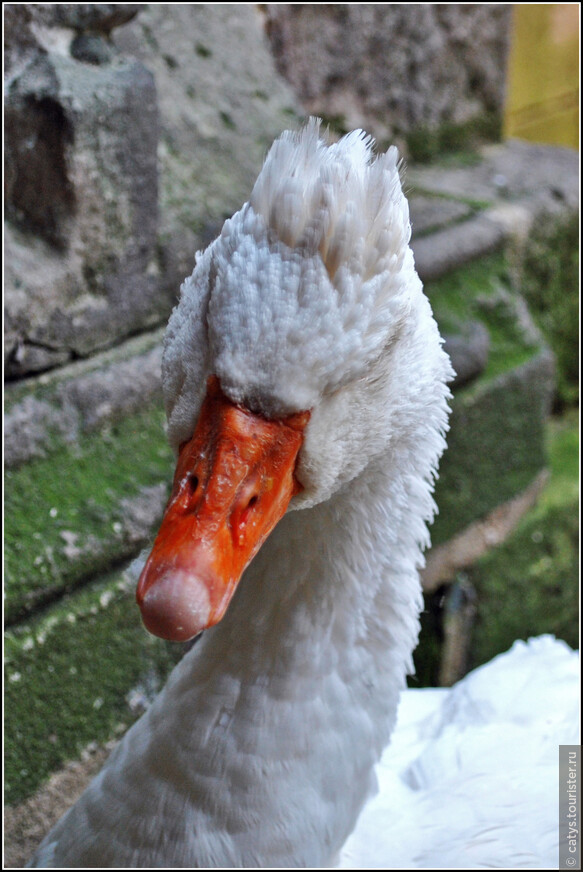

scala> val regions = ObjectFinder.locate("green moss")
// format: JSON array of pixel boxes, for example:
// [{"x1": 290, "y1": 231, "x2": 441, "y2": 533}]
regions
[
  {"x1": 421, "y1": 254, "x2": 551, "y2": 545},
  {"x1": 470, "y1": 500, "x2": 578, "y2": 668},
  {"x1": 516, "y1": 210, "x2": 579, "y2": 408},
  {"x1": 414, "y1": 414, "x2": 579, "y2": 686},
  {"x1": 4, "y1": 569, "x2": 180, "y2": 806},
  {"x1": 4, "y1": 403, "x2": 173, "y2": 622},
  {"x1": 318, "y1": 114, "x2": 350, "y2": 138},
  {"x1": 428, "y1": 253, "x2": 541, "y2": 386},
  {"x1": 407, "y1": 112, "x2": 502, "y2": 165},
  {"x1": 432, "y1": 352, "x2": 550, "y2": 545},
  {"x1": 427, "y1": 252, "x2": 507, "y2": 327},
  {"x1": 429, "y1": 253, "x2": 510, "y2": 325},
  {"x1": 541, "y1": 411, "x2": 580, "y2": 508},
  {"x1": 475, "y1": 295, "x2": 540, "y2": 383},
  {"x1": 411, "y1": 185, "x2": 494, "y2": 212},
  {"x1": 467, "y1": 414, "x2": 579, "y2": 668}
]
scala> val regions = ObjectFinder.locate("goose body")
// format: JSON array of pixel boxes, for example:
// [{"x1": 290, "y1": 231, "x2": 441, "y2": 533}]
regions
[
  {"x1": 340, "y1": 635, "x2": 579, "y2": 869},
  {"x1": 30, "y1": 119, "x2": 455, "y2": 867}
]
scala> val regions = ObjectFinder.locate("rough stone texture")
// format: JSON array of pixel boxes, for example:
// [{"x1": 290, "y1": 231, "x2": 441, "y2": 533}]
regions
[
  {"x1": 4, "y1": 332, "x2": 164, "y2": 468},
  {"x1": 5, "y1": 42, "x2": 162, "y2": 376},
  {"x1": 112, "y1": 4, "x2": 302, "y2": 304},
  {"x1": 4, "y1": 3, "x2": 142, "y2": 47},
  {"x1": 412, "y1": 213, "x2": 506, "y2": 283},
  {"x1": 443, "y1": 321, "x2": 490, "y2": 389},
  {"x1": 408, "y1": 139, "x2": 580, "y2": 211},
  {"x1": 44, "y1": 4, "x2": 143, "y2": 34},
  {"x1": 4, "y1": 4, "x2": 301, "y2": 380},
  {"x1": 4, "y1": 5, "x2": 143, "y2": 76},
  {"x1": 409, "y1": 195, "x2": 474, "y2": 238},
  {"x1": 263, "y1": 4, "x2": 511, "y2": 145},
  {"x1": 422, "y1": 469, "x2": 549, "y2": 592}
]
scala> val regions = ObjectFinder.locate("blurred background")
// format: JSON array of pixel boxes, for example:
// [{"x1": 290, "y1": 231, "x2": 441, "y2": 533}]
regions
[{"x1": 4, "y1": 3, "x2": 579, "y2": 861}]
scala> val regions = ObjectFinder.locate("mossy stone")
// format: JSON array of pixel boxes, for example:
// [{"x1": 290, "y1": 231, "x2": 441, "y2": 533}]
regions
[
  {"x1": 4, "y1": 403, "x2": 173, "y2": 622},
  {"x1": 4, "y1": 569, "x2": 182, "y2": 806}
]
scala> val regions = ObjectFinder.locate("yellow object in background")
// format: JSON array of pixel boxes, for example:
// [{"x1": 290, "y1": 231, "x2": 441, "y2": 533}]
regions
[{"x1": 504, "y1": 4, "x2": 579, "y2": 149}]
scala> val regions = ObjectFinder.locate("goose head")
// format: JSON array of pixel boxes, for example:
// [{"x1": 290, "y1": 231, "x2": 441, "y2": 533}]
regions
[{"x1": 137, "y1": 118, "x2": 451, "y2": 643}]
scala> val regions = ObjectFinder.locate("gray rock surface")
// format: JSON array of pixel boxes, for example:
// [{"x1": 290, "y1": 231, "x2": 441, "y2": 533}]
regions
[
  {"x1": 5, "y1": 46, "x2": 161, "y2": 376},
  {"x1": 46, "y1": 4, "x2": 143, "y2": 34},
  {"x1": 4, "y1": 4, "x2": 302, "y2": 380},
  {"x1": 264, "y1": 4, "x2": 511, "y2": 144},
  {"x1": 412, "y1": 213, "x2": 505, "y2": 282},
  {"x1": 112, "y1": 4, "x2": 302, "y2": 299},
  {"x1": 409, "y1": 195, "x2": 474, "y2": 238},
  {"x1": 4, "y1": 332, "x2": 164, "y2": 468},
  {"x1": 443, "y1": 321, "x2": 490, "y2": 389},
  {"x1": 408, "y1": 139, "x2": 580, "y2": 211}
]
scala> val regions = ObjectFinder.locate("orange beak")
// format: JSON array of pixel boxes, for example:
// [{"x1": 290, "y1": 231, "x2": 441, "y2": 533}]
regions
[{"x1": 136, "y1": 376, "x2": 309, "y2": 641}]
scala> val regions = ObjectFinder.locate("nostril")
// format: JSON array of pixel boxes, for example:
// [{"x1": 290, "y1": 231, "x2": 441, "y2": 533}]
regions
[
  {"x1": 239, "y1": 494, "x2": 259, "y2": 526},
  {"x1": 231, "y1": 492, "x2": 260, "y2": 544},
  {"x1": 175, "y1": 474, "x2": 200, "y2": 515}
]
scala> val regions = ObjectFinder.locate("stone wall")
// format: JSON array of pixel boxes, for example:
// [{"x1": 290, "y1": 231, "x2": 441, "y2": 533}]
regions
[
  {"x1": 4, "y1": 3, "x2": 301, "y2": 379},
  {"x1": 263, "y1": 4, "x2": 512, "y2": 145}
]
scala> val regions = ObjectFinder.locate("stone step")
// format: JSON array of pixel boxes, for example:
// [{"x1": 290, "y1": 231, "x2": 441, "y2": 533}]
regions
[
  {"x1": 408, "y1": 138, "x2": 578, "y2": 282},
  {"x1": 4, "y1": 329, "x2": 165, "y2": 470},
  {"x1": 407, "y1": 140, "x2": 579, "y2": 212},
  {"x1": 412, "y1": 212, "x2": 506, "y2": 283}
]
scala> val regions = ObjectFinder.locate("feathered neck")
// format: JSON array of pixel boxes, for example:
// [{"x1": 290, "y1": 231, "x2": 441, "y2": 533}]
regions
[{"x1": 43, "y1": 416, "x2": 439, "y2": 868}]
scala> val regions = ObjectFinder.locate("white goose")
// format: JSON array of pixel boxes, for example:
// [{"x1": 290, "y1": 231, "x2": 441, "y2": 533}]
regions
[{"x1": 31, "y1": 118, "x2": 454, "y2": 867}]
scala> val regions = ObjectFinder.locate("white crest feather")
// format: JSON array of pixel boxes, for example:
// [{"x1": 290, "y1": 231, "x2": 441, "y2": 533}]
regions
[{"x1": 162, "y1": 118, "x2": 427, "y2": 450}]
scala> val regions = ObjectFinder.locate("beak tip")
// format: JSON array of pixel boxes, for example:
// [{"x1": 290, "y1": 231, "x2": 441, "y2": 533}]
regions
[{"x1": 138, "y1": 569, "x2": 212, "y2": 642}]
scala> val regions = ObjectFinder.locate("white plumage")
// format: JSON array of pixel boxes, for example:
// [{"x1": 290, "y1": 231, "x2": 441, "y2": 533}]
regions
[
  {"x1": 28, "y1": 119, "x2": 574, "y2": 869},
  {"x1": 340, "y1": 634, "x2": 579, "y2": 869}
]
